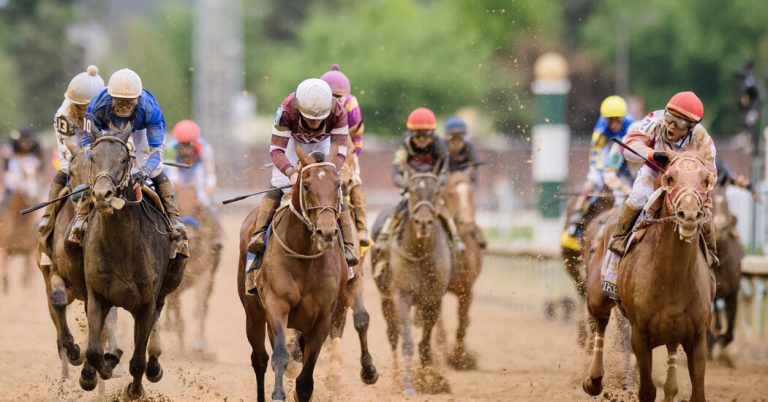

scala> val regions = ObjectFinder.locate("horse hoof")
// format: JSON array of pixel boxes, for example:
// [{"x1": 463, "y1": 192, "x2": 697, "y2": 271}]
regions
[
  {"x1": 413, "y1": 365, "x2": 451, "y2": 394},
  {"x1": 361, "y1": 366, "x2": 379, "y2": 385},
  {"x1": 124, "y1": 382, "x2": 144, "y2": 399},
  {"x1": 79, "y1": 367, "x2": 97, "y2": 391},
  {"x1": 403, "y1": 388, "x2": 416, "y2": 397},
  {"x1": 582, "y1": 376, "x2": 603, "y2": 396},
  {"x1": 447, "y1": 350, "x2": 477, "y2": 371},
  {"x1": 103, "y1": 348, "x2": 123, "y2": 377},
  {"x1": 146, "y1": 356, "x2": 163, "y2": 383},
  {"x1": 66, "y1": 344, "x2": 83, "y2": 366}
]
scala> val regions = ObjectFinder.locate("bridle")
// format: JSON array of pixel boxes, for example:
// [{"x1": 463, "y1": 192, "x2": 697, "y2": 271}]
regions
[
  {"x1": 88, "y1": 136, "x2": 132, "y2": 198},
  {"x1": 406, "y1": 172, "x2": 439, "y2": 217},
  {"x1": 288, "y1": 161, "x2": 341, "y2": 232}
]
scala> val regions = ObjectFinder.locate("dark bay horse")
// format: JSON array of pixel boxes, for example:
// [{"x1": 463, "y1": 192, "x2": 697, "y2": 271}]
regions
[
  {"x1": 165, "y1": 181, "x2": 222, "y2": 358},
  {"x1": 708, "y1": 186, "x2": 742, "y2": 359},
  {"x1": 439, "y1": 169, "x2": 482, "y2": 370},
  {"x1": 0, "y1": 153, "x2": 43, "y2": 292},
  {"x1": 238, "y1": 146, "x2": 345, "y2": 402},
  {"x1": 371, "y1": 169, "x2": 452, "y2": 396},
  {"x1": 619, "y1": 152, "x2": 715, "y2": 401},
  {"x1": 76, "y1": 134, "x2": 186, "y2": 398},
  {"x1": 324, "y1": 160, "x2": 379, "y2": 385}
]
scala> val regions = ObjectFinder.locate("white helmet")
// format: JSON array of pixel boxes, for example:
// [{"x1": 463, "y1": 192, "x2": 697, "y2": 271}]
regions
[
  {"x1": 295, "y1": 78, "x2": 333, "y2": 119},
  {"x1": 65, "y1": 65, "x2": 105, "y2": 105},
  {"x1": 107, "y1": 68, "x2": 143, "y2": 98}
]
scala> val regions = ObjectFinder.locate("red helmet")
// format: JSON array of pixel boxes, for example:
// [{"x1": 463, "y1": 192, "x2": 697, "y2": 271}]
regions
[
  {"x1": 666, "y1": 91, "x2": 704, "y2": 122},
  {"x1": 173, "y1": 119, "x2": 201, "y2": 142},
  {"x1": 406, "y1": 107, "x2": 437, "y2": 130}
]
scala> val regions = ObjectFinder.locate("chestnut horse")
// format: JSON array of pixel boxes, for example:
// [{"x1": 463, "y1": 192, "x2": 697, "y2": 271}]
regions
[
  {"x1": 238, "y1": 146, "x2": 345, "y2": 402},
  {"x1": 585, "y1": 151, "x2": 715, "y2": 402},
  {"x1": 165, "y1": 181, "x2": 223, "y2": 358},
  {"x1": 439, "y1": 169, "x2": 482, "y2": 369}
]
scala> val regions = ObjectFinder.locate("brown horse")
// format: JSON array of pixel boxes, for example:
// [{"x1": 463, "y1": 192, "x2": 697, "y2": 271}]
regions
[
  {"x1": 324, "y1": 160, "x2": 379, "y2": 385},
  {"x1": 0, "y1": 154, "x2": 43, "y2": 292},
  {"x1": 75, "y1": 134, "x2": 186, "y2": 398},
  {"x1": 602, "y1": 152, "x2": 714, "y2": 402},
  {"x1": 439, "y1": 169, "x2": 482, "y2": 370},
  {"x1": 165, "y1": 181, "x2": 223, "y2": 358},
  {"x1": 708, "y1": 186, "x2": 741, "y2": 358},
  {"x1": 581, "y1": 205, "x2": 635, "y2": 395},
  {"x1": 371, "y1": 168, "x2": 452, "y2": 396},
  {"x1": 238, "y1": 146, "x2": 345, "y2": 402},
  {"x1": 560, "y1": 188, "x2": 614, "y2": 346}
]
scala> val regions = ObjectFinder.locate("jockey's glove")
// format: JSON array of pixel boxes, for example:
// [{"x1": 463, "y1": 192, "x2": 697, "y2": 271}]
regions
[
  {"x1": 652, "y1": 151, "x2": 670, "y2": 167},
  {"x1": 131, "y1": 166, "x2": 151, "y2": 185}
]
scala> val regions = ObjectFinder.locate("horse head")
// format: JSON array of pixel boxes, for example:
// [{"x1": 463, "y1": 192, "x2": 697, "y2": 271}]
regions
[
  {"x1": 405, "y1": 166, "x2": 440, "y2": 239},
  {"x1": 294, "y1": 144, "x2": 341, "y2": 252},
  {"x1": 660, "y1": 151, "x2": 715, "y2": 241},
  {"x1": 442, "y1": 170, "x2": 475, "y2": 232},
  {"x1": 88, "y1": 135, "x2": 133, "y2": 214}
]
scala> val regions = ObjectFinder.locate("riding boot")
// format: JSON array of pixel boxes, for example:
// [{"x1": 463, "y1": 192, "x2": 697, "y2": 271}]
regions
[
  {"x1": 439, "y1": 208, "x2": 466, "y2": 253},
  {"x1": 68, "y1": 199, "x2": 92, "y2": 245},
  {"x1": 38, "y1": 170, "x2": 68, "y2": 236},
  {"x1": 153, "y1": 176, "x2": 187, "y2": 240},
  {"x1": 607, "y1": 203, "x2": 642, "y2": 256},
  {"x1": 561, "y1": 195, "x2": 588, "y2": 250},
  {"x1": 349, "y1": 184, "x2": 371, "y2": 247},
  {"x1": 339, "y1": 204, "x2": 360, "y2": 268},
  {"x1": 702, "y1": 219, "x2": 719, "y2": 269},
  {"x1": 247, "y1": 196, "x2": 280, "y2": 256}
]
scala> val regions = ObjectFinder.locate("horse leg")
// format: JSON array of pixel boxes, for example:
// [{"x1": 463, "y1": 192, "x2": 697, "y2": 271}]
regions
[
  {"x1": 415, "y1": 300, "x2": 450, "y2": 394},
  {"x1": 380, "y1": 295, "x2": 399, "y2": 358},
  {"x1": 661, "y1": 343, "x2": 679, "y2": 402},
  {"x1": 684, "y1": 333, "x2": 708, "y2": 402},
  {"x1": 449, "y1": 290, "x2": 477, "y2": 370},
  {"x1": 326, "y1": 289, "x2": 349, "y2": 389},
  {"x1": 145, "y1": 313, "x2": 164, "y2": 383},
  {"x1": 582, "y1": 316, "x2": 609, "y2": 396},
  {"x1": 79, "y1": 292, "x2": 111, "y2": 391},
  {"x1": 103, "y1": 307, "x2": 125, "y2": 377},
  {"x1": 22, "y1": 252, "x2": 34, "y2": 288},
  {"x1": 246, "y1": 308, "x2": 269, "y2": 402},
  {"x1": 193, "y1": 257, "x2": 217, "y2": 355},
  {"x1": 351, "y1": 278, "x2": 378, "y2": 384},
  {"x1": 49, "y1": 273, "x2": 82, "y2": 366},
  {"x1": 124, "y1": 305, "x2": 156, "y2": 399},
  {"x1": 395, "y1": 292, "x2": 416, "y2": 396},
  {"x1": 295, "y1": 322, "x2": 330, "y2": 402},
  {"x1": 631, "y1": 329, "x2": 655, "y2": 402},
  {"x1": 265, "y1": 297, "x2": 291, "y2": 402},
  {"x1": 41, "y1": 267, "x2": 70, "y2": 378},
  {"x1": 719, "y1": 292, "x2": 738, "y2": 350},
  {"x1": 0, "y1": 248, "x2": 8, "y2": 294}
]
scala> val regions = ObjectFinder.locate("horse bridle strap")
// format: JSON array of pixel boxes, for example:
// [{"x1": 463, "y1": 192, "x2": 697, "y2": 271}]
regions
[
  {"x1": 289, "y1": 161, "x2": 341, "y2": 232},
  {"x1": 271, "y1": 206, "x2": 328, "y2": 260},
  {"x1": 89, "y1": 136, "x2": 132, "y2": 195},
  {"x1": 406, "y1": 172, "x2": 439, "y2": 215}
]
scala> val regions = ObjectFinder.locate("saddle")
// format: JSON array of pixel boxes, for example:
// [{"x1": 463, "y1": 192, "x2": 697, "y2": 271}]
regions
[{"x1": 140, "y1": 185, "x2": 165, "y2": 214}]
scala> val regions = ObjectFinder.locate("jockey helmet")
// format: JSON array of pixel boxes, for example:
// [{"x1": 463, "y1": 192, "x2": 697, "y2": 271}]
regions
[
  {"x1": 444, "y1": 116, "x2": 468, "y2": 137},
  {"x1": 295, "y1": 78, "x2": 333, "y2": 120},
  {"x1": 173, "y1": 119, "x2": 201, "y2": 142},
  {"x1": 108, "y1": 68, "x2": 143, "y2": 98},
  {"x1": 600, "y1": 95, "x2": 627, "y2": 118},
  {"x1": 320, "y1": 64, "x2": 350, "y2": 96},
  {"x1": 65, "y1": 65, "x2": 105, "y2": 105},
  {"x1": 407, "y1": 107, "x2": 437, "y2": 130},
  {"x1": 666, "y1": 91, "x2": 704, "y2": 122}
]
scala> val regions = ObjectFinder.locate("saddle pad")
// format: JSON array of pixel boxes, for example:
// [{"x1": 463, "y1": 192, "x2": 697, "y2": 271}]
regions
[{"x1": 141, "y1": 185, "x2": 165, "y2": 214}]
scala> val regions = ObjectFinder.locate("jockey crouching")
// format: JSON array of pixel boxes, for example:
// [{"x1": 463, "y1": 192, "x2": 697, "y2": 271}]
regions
[
  {"x1": 562, "y1": 95, "x2": 634, "y2": 250},
  {"x1": 69, "y1": 68, "x2": 187, "y2": 246},
  {"x1": 373, "y1": 107, "x2": 465, "y2": 275},
  {"x1": 245, "y1": 78, "x2": 359, "y2": 278},
  {"x1": 321, "y1": 64, "x2": 371, "y2": 247},
  {"x1": 603, "y1": 91, "x2": 718, "y2": 300}
]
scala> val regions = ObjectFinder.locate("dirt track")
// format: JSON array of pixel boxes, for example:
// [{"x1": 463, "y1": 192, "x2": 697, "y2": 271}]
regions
[{"x1": 1, "y1": 212, "x2": 767, "y2": 401}]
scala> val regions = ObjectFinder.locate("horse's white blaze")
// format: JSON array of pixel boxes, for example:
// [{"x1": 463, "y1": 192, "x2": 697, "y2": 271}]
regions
[
  {"x1": 419, "y1": 180, "x2": 426, "y2": 188},
  {"x1": 318, "y1": 171, "x2": 326, "y2": 179}
]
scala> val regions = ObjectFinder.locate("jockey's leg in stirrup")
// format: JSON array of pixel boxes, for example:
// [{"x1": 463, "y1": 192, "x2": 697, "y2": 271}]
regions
[
  {"x1": 246, "y1": 188, "x2": 282, "y2": 272},
  {"x1": 438, "y1": 203, "x2": 466, "y2": 254},
  {"x1": 372, "y1": 199, "x2": 407, "y2": 276},
  {"x1": 348, "y1": 172, "x2": 371, "y2": 247}
]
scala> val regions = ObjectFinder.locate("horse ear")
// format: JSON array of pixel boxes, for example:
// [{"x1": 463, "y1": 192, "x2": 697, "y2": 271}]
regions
[
  {"x1": 704, "y1": 172, "x2": 716, "y2": 192},
  {"x1": 327, "y1": 143, "x2": 339, "y2": 163},
  {"x1": 661, "y1": 172, "x2": 675, "y2": 192},
  {"x1": 295, "y1": 145, "x2": 311, "y2": 167}
]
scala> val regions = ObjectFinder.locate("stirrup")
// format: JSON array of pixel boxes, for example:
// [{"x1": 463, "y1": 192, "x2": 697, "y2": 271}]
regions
[
  {"x1": 247, "y1": 232, "x2": 266, "y2": 254},
  {"x1": 607, "y1": 236, "x2": 627, "y2": 256}
]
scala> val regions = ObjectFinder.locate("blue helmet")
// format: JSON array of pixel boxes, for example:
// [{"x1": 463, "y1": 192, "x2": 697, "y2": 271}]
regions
[{"x1": 444, "y1": 116, "x2": 467, "y2": 137}]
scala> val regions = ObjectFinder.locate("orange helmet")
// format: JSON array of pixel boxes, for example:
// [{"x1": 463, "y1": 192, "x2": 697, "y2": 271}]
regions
[
  {"x1": 666, "y1": 91, "x2": 704, "y2": 122},
  {"x1": 173, "y1": 119, "x2": 201, "y2": 142},
  {"x1": 406, "y1": 107, "x2": 437, "y2": 130}
]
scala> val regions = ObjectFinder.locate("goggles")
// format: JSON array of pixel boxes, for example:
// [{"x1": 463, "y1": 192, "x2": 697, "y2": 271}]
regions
[
  {"x1": 412, "y1": 130, "x2": 435, "y2": 139},
  {"x1": 663, "y1": 111, "x2": 694, "y2": 130}
]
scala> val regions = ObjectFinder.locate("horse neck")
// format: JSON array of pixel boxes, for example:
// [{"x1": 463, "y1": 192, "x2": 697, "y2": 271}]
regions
[
  {"x1": 277, "y1": 202, "x2": 316, "y2": 253},
  {"x1": 649, "y1": 198, "x2": 705, "y2": 279},
  {"x1": 88, "y1": 206, "x2": 144, "y2": 250}
]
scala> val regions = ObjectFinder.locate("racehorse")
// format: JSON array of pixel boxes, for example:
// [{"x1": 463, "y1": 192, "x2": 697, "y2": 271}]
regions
[
  {"x1": 165, "y1": 181, "x2": 222, "y2": 358},
  {"x1": 238, "y1": 145, "x2": 346, "y2": 402},
  {"x1": 370, "y1": 168, "x2": 452, "y2": 395},
  {"x1": 0, "y1": 153, "x2": 43, "y2": 292},
  {"x1": 75, "y1": 132, "x2": 186, "y2": 398},
  {"x1": 439, "y1": 169, "x2": 482, "y2": 369},
  {"x1": 588, "y1": 151, "x2": 715, "y2": 402},
  {"x1": 708, "y1": 186, "x2": 742, "y2": 359},
  {"x1": 324, "y1": 158, "x2": 379, "y2": 385}
]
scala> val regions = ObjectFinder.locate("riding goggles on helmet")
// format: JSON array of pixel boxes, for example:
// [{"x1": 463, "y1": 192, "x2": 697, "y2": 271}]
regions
[
  {"x1": 412, "y1": 129, "x2": 435, "y2": 139},
  {"x1": 663, "y1": 111, "x2": 694, "y2": 130}
]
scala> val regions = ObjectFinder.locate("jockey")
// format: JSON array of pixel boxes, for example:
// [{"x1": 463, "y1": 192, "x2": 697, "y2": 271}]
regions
[
  {"x1": 38, "y1": 65, "x2": 105, "y2": 236},
  {"x1": 69, "y1": 68, "x2": 187, "y2": 244},
  {"x1": 444, "y1": 116, "x2": 487, "y2": 248},
  {"x1": 716, "y1": 159, "x2": 758, "y2": 200},
  {"x1": 604, "y1": 91, "x2": 717, "y2": 298},
  {"x1": 374, "y1": 107, "x2": 465, "y2": 261},
  {"x1": 245, "y1": 78, "x2": 358, "y2": 275},
  {"x1": 166, "y1": 119, "x2": 218, "y2": 207},
  {"x1": 1, "y1": 128, "x2": 44, "y2": 200},
  {"x1": 562, "y1": 95, "x2": 634, "y2": 250},
  {"x1": 321, "y1": 64, "x2": 371, "y2": 246}
]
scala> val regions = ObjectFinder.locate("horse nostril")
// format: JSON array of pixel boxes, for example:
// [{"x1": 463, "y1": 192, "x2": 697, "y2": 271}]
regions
[
  {"x1": 676, "y1": 211, "x2": 686, "y2": 220},
  {"x1": 696, "y1": 211, "x2": 704, "y2": 220},
  {"x1": 104, "y1": 190, "x2": 113, "y2": 200}
]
